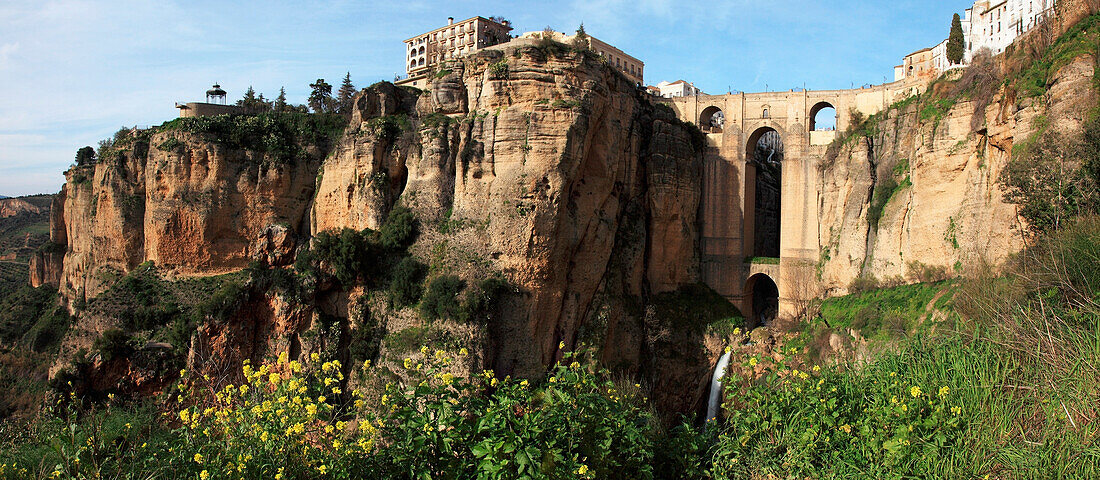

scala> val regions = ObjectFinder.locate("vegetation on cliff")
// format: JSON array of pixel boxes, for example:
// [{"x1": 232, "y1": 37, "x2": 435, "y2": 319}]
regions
[{"x1": 8, "y1": 9, "x2": 1100, "y2": 480}]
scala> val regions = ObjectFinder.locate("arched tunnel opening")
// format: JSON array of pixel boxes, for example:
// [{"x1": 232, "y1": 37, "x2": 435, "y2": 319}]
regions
[{"x1": 747, "y1": 274, "x2": 780, "y2": 328}]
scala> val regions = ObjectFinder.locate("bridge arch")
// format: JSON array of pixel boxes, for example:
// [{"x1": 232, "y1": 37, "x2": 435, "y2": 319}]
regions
[
  {"x1": 700, "y1": 105, "x2": 724, "y2": 134},
  {"x1": 745, "y1": 127, "x2": 783, "y2": 259},
  {"x1": 745, "y1": 273, "x2": 779, "y2": 328},
  {"x1": 809, "y1": 101, "x2": 837, "y2": 131}
]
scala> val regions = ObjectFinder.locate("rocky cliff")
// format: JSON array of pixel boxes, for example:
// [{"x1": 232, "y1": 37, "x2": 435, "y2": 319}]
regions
[
  {"x1": 41, "y1": 44, "x2": 722, "y2": 415},
  {"x1": 816, "y1": 51, "x2": 1095, "y2": 294}
]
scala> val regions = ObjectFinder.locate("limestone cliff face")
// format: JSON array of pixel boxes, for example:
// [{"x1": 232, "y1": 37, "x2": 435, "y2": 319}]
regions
[
  {"x1": 314, "y1": 48, "x2": 708, "y2": 396},
  {"x1": 44, "y1": 46, "x2": 713, "y2": 414},
  {"x1": 50, "y1": 131, "x2": 322, "y2": 307},
  {"x1": 816, "y1": 56, "x2": 1095, "y2": 293}
]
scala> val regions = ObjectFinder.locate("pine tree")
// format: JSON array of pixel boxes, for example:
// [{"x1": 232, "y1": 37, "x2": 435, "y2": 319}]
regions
[
  {"x1": 571, "y1": 24, "x2": 589, "y2": 51},
  {"x1": 947, "y1": 13, "x2": 966, "y2": 65},
  {"x1": 274, "y1": 87, "x2": 288, "y2": 112},
  {"x1": 336, "y1": 72, "x2": 356, "y2": 114},
  {"x1": 309, "y1": 79, "x2": 334, "y2": 114},
  {"x1": 237, "y1": 86, "x2": 257, "y2": 106}
]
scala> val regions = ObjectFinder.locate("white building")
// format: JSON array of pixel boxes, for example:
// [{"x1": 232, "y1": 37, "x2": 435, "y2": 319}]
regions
[
  {"x1": 650, "y1": 80, "x2": 703, "y2": 98},
  {"x1": 895, "y1": 0, "x2": 1056, "y2": 81},
  {"x1": 966, "y1": 0, "x2": 1056, "y2": 57}
]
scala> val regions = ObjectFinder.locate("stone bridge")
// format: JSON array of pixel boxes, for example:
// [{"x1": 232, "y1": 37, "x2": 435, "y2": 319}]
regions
[{"x1": 657, "y1": 79, "x2": 925, "y2": 325}]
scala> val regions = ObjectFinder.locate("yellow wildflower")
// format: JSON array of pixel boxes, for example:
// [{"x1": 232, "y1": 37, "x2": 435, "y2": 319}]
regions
[
  {"x1": 910, "y1": 386, "x2": 922, "y2": 398},
  {"x1": 459, "y1": 348, "x2": 469, "y2": 356},
  {"x1": 938, "y1": 386, "x2": 950, "y2": 398},
  {"x1": 193, "y1": 453, "x2": 204, "y2": 464},
  {"x1": 310, "y1": 353, "x2": 320, "y2": 362},
  {"x1": 199, "y1": 470, "x2": 210, "y2": 480}
]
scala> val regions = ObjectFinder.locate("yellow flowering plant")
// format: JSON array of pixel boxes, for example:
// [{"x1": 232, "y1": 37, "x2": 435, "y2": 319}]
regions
[{"x1": 710, "y1": 341, "x2": 964, "y2": 478}]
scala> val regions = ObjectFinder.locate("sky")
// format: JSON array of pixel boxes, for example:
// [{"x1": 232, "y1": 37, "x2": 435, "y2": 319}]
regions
[{"x1": 0, "y1": 0, "x2": 968, "y2": 197}]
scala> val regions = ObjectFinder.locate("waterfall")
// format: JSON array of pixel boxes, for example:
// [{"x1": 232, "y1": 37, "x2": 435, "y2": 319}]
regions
[{"x1": 706, "y1": 349, "x2": 732, "y2": 422}]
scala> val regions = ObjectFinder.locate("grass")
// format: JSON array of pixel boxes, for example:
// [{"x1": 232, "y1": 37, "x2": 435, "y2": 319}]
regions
[
  {"x1": 817, "y1": 280, "x2": 953, "y2": 336},
  {"x1": 1010, "y1": 13, "x2": 1100, "y2": 98}
]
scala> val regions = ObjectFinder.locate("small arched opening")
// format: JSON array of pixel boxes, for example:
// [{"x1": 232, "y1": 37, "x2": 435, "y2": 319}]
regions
[
  {"x1": 744, "y1": 127, "x2": 783, "y2": 259},
  {"x1": 418, "y1": 58, "x2": 425, "y2": 66},
  {"x1": 809, "y1": 102, "x2": 837, "y2": 131},
  {"x1": 700, "y1": 106, "x2": 724, "y2": 134},
  {"x1": 746, "y1": 274, "x2": 780, "y2": 328},
  {"x1": 409, "y1": 60, "x2": 416, "y2": 69},
  {"x1": 419, "y1": 46, "x2": 425, "y2": 55}
]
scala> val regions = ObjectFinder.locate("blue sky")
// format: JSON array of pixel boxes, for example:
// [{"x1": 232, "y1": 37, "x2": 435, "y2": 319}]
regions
[{"x1": 0, "y1": 0, "x2": 966, "y2": 197}]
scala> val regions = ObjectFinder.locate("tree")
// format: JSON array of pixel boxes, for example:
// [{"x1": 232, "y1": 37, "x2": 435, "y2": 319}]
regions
[
  {"x1": 274, "y1": 87, "x2": 288, "y2": 112},
  {"x1": 74, "y1": 146, "x2": 96, "y2": 166},
  {"x1": 947, "y1": 13, "x2": 965, "y2": 65},
  {"x1": 571, "y1": 24, "x2": 590, "y2": 51},
  {"x1": 237, "y1": 86, "x2": 273, "y2": 114},
  {"x1": 336, "y1": 72, "x2": 356, "y2": 115},
  {"x1": 308, "y1": 79, "x2": 335, "y2": 114}
]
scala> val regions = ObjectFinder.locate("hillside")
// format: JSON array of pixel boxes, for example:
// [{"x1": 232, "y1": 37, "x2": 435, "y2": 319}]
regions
[
  {"x1": 0, "y1": 195, "x2": 53, "y2": 297},
  {"x1": 2, "y1": 5, "x2": 1100, "y2": 479}
]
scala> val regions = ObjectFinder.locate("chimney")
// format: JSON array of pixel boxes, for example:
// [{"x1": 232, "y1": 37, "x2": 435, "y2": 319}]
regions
[{"x1": 448, "y1": 17, "x2": 454, "y2": 25}]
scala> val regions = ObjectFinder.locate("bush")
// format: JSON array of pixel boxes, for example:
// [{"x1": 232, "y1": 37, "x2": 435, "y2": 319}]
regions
[
  {"x1": 379, "y1": 206, "x2": 419, "y2": 251},
  {"x1": 487, "y1": 60, "x2": 508, "y2": 80},
  {"x1": 419, "y1": 275, "x2": 465, "y2": 321},
  {"x1": 311, "y1": 228, "x2": 381, "y2": 288},
  {"x1": 92, "y1": 329, "x2": 134, "y2": 363},
  {"x1": 389, "y1": 257, "x2": 427, "y2": 308},
  {"x1": 1001, "y1": 115, "x2": 1100, "y2": 235},
  {"x1": 157, "y1": 112, "x2": 346, "y2": 164},
  {"x1": 0, "y1": 349, "x2": 657, "y2": 479},
  {"x1": 458, "y1": 276, "x2": 511, "y2": 324}
]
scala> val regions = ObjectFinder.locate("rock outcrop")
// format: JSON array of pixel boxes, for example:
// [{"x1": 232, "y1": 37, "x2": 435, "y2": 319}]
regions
[
  {"x1": 816, "y1": 54, "x2": 1095, "y2": 293},
  {"x1": 43, "y1": 46, "x2": 718, "y2": 416}
]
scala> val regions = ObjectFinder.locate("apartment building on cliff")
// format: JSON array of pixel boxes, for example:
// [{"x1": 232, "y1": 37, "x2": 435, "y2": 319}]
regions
[
  {"x1": 397, "y1": 17, "x2": 644, "y2": 88},
  {"x1": 895, "y1": 0, "x2": 1056, "y2": 81},
  {"x1": 399, "y1": 16, "x2": 513, "y2": 88}
]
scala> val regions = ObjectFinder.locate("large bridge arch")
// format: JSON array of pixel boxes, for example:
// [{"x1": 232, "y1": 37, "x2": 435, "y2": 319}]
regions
[{"x1": 744, "y1": 126, "x2": 784, "y2": 259}]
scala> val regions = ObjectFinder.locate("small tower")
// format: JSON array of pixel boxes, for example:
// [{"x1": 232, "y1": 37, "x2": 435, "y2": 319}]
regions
[{"x1": 205, "y1": 84, "x2": 227, "y2": 105}]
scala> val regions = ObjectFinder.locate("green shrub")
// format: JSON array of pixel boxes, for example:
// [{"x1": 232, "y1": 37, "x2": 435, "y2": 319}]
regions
[
  {"x1": 92, "y1": 329, "x2": 134, "y2": 363},
  {"x1": 157, "y1": 112, "x2": 346, "y2": 164},
  {"x1": 364, "y1": 115, "x2": 410, "y2": 142},
  {"x1": 23, "y1": 305, "x2": 71, "y2": 353},
  {"x1": 311, "y1": 228, "x2": 381, "y2": 288},
  {"x1": 379, "y1": 206, "x2": 419, "y2": 251},
  {"x1": 458, "y1": 276, "x2": 511, "y2": 324},
  {"x1": 487, "y1": 60, "x2": 508, "y2": 80},
  {"x1": 389, "y1": 257, "x2": 427, "y2": 308},
  {"x1": 420, "y1": 275, "x2": 465, "y2": 321}
]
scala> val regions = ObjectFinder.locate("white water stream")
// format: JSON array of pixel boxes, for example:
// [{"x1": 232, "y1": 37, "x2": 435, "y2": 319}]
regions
[{"x1": 705, "y1": 349, "x2": 732, "y2": 422}]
